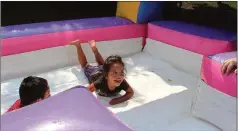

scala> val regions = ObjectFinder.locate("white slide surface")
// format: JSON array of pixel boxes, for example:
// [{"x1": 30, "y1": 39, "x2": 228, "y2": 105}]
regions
[
  {"x1": 192, "y1": 80, "x2": 236, "y2": 131},
  {"x1": 145, "y1": 38, "x2": 203, "y2": 77},
  {"x1": 1, "y1": 40, "x2": 221, "y2": 130}
]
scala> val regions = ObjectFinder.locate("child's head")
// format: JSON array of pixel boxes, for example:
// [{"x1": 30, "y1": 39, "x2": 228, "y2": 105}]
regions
[
  {"x1": 103, "y1": 55, "x2": 126, "y2": 87},
  {"x1": 19, "y1": 76, "x2": 51, "y2": 107}
]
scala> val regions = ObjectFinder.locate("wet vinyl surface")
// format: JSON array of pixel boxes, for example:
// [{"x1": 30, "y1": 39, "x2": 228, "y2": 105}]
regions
[{"x1": 1, "y1": 52, "x2": 220, "y2": 130}]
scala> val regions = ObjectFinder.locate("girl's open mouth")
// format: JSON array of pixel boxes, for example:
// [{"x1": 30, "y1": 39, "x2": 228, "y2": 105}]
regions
[{"x1": 114, "y1": 80, "x2": 122, "y2": 83}]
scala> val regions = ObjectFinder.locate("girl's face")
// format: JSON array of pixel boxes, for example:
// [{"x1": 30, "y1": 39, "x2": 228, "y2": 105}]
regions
[
  {"x1": 36, "y1": 88, "x2": 51, "y2": 103},
  {"x1": 43, "y1": 88, "x2": 51, "y2": 99},
  {"x1": 106, "y1": 63, "x2": 125, "y2": 88}
]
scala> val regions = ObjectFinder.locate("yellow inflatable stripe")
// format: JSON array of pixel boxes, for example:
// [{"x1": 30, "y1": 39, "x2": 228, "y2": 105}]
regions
[{"x1": 116, "y1": 2, "x2": 140, "y2": 23}]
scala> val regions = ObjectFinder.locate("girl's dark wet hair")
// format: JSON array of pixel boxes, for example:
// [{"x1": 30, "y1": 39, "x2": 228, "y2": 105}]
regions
[
  {"x1": 103, "y1": 55, "x2": 126, "y2": 76},
  {"x1": 19, "y1": 76, "x2": 49, "y2": 107}
]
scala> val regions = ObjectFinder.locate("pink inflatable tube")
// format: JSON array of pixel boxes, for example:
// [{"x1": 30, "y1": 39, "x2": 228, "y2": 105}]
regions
[{"x1": 2, "y1": 24, "x2": 146, "y2": 56}]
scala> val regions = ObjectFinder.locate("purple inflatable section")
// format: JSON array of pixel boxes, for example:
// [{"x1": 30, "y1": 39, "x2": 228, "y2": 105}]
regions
[
  {"x1": 150, "y1": 21, "x2": 237, "y2": 41},
  {"x1": 1, "y1": 17, "x2": 134, "y2": 39},
  {"x1": 1, "y1": 86, "x2": 132, "y2": 131},
  {"x1": 209, "y1": 51, "x2": 237, "y2": 63}
]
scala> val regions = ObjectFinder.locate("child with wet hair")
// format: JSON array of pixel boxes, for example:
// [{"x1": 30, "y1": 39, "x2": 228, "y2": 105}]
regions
[
  {"x1": 70, "y1": 40, "x2": 134, "y2": 105},
  {"x1": 6, "y1": 76, "x2": 51, "y2": 113}
]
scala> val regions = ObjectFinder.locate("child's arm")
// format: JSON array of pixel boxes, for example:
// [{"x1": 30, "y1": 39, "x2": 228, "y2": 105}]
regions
[
  {"x1": 109, "y1": 86, "x2": 134, "y2": 105},
  {"x1": 221, "y1": 58, "x2": 237, "y2": 75},
  {"x1": 87, "y1": 83, "x2": 96, "y2": 92}
]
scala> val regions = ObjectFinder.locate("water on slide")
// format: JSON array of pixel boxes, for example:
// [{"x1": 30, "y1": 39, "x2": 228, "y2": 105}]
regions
[{"x1": 1, "y1": 51, "x2": 220, "y2": 130}]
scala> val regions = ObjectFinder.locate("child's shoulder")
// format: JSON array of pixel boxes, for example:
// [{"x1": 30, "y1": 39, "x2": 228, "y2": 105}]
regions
[
  {"x1": 91, "y1": 71, "x2": 104, "y2": 83},
  {"x1": 93, "y1": 74, "x2": 106, "y2": 86},
  {"x1": 7, "y1": 99, "x2": 21, "y2": 113},
  {"x1": 118, "y1": 80, "x2": 130, "y2": 90}
]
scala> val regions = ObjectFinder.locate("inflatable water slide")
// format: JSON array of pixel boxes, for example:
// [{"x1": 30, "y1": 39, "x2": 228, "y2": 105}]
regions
[{"x1": 1, "y1": 2, "x2": 237, "y2": 131}]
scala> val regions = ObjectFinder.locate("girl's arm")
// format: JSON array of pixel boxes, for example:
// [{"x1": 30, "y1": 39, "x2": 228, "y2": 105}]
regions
[
  {"x1": 87, "y1": 83, "x2": 96, "y2": 92},
  {"x1": 109, "y1": 86, "x2": 134, "y2": 105}
]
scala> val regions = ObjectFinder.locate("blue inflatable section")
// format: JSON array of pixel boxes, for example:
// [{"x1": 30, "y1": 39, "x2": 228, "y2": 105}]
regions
[
  {"x1": 150, "y1": 21, "x2": 237, "y2": 41},
  {"x1": 1, "y1": 17, "x2": 133, "y2": 39},
  {"x1": 137, "y1": 1, "x2": 164, "y2": 24}
]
